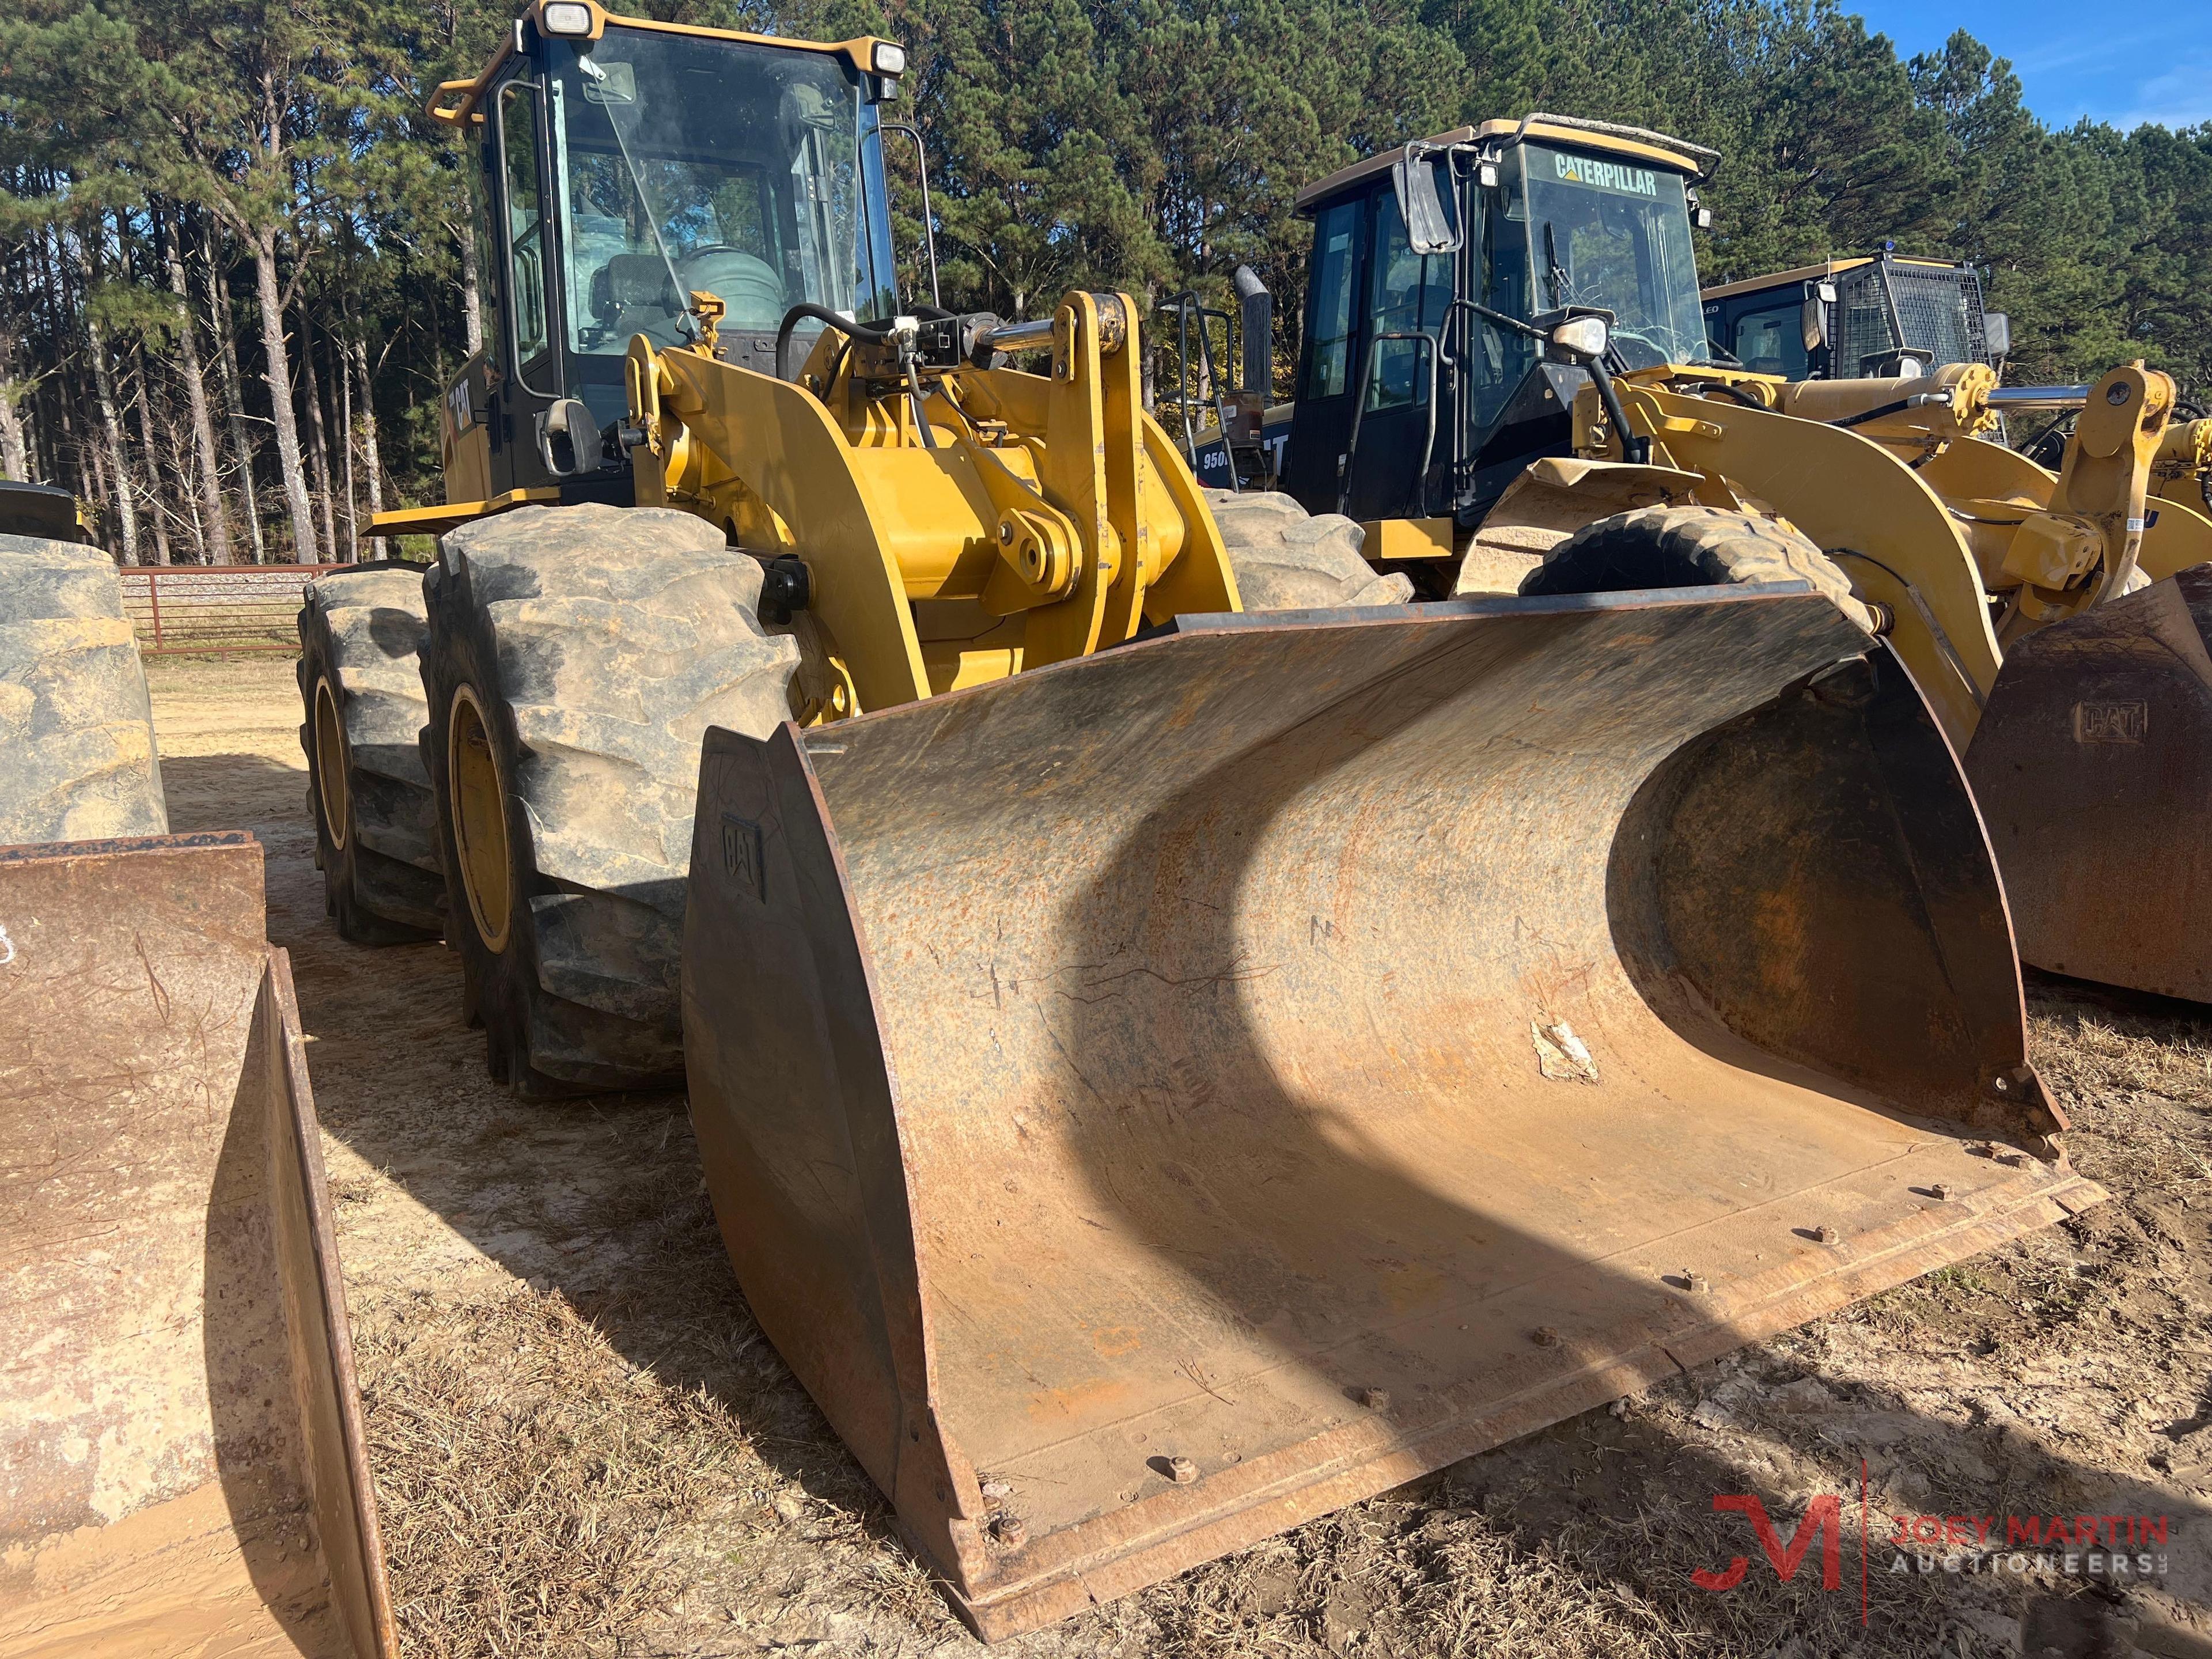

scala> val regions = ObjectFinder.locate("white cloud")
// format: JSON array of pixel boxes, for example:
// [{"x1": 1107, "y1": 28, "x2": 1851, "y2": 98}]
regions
[
  {"x1": 2007, "y1": 26, "x2": 2166, "y2": 77},
  {"x1": 2104, "y1": 56, "x2": 2212, "y2": 130}
]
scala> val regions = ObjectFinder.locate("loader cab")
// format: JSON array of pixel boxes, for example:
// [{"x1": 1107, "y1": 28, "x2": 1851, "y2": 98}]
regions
[
  {"x1": 1700, "y1": 252, "x2": 2007, "y2": 382},
  {"x1": 1279, "y1": 117, "x2": 1714, "y2": 527},
  {"x1": 430, "y1": 2, "x2": 904, "y2": 505}
]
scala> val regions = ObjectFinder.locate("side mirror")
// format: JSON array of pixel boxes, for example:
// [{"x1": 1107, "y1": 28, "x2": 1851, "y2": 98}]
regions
[
  {"x1": 1391, "y1": 155, "x2": 1463, "y2": 256},
  {"x1": 537, "y1": 397, "x2": 599, "y2": 478},
  {"x1": 1982, "y1": 310, "x2": 2011, "y2": 361},
  {"x1": 1868, "y1": 347, "x2": 1935, "y2": 380},
  {"x1": 1801, "y1": 282, "x2": 1835, "y2": 353}
]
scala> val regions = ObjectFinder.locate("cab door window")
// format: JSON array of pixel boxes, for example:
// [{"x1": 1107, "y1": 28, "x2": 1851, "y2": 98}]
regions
[
  {"x1": 1468, "y1": 147, "x2": 1536, "y2": 434},
  {"x1": 1301, "y1": 199, "x2": 1362, "y2": 400},
  {"x1": 1365, "y1": 187, "x2": 1453, "y2": 410},
  {"x1": 1730, "y1": 298, "x2": 1809, "y2": 377},
  {"x1": 499, "y1": 82, "x2": 554, "y2": 383}
]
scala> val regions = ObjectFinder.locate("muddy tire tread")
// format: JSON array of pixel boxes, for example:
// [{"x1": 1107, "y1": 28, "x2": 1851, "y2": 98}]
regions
[
  {"x1": 1205, "y1": 489, "x2": 1414, "y2": 609},
  {"x1": 422, "y1": 504, "x2": 797, "y2": 1096},
  {"x1": 1520, "y1": 505, "x2": 1877, "y2": 633},
  {"x1": 298, "y1": 565, "x2": 444, "y2": 942},
  {"x1": 0, "y1": 533, "x2": 166, "y2": 843}
]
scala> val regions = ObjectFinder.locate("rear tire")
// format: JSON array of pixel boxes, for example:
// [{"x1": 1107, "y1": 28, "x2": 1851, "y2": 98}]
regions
[
  {"x1": 297, "y1": 565, "x2": 444, "y2": 943},
  {"x1": 0, "y1": 535, "x2": 166, "y2": 843},
  {"x1": 421, "y1": 505, "x2": 797, "y2": 1098},
  {"x1": 1205, "y1": 489, "x2": 1414, "y2": 609},
  {"x1": 1520, "y1": 505, "x2": 1878, "y2": 634}
]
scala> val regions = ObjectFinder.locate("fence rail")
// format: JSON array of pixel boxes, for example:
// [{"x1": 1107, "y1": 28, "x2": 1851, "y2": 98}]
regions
[{"x1": 119, "y1": 563, "x2": 349, "y2": 657}]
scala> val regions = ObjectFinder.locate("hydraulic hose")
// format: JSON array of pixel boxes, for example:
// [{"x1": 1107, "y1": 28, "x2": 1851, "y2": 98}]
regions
[
  {"x1": 1584, "y1": 357, "x2": 1650, "y2": 464},
  {"x1": 1831, "y1": 392, "x2": 1949, "y2": 430},
  {"x1": 777, "y1": 304, "x2": 899, "y2": 383},
  {"x1": 1694, "y1": 380, "x2": 1768, "y2": 410}
]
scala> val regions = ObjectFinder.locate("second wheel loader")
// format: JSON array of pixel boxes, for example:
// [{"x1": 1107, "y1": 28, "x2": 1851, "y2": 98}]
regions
[
  {"x1": 310, "y1": 13, "x2": 2095, "y2": 1637},
  {"x1": 1278, "y1": 112, "x2": 2212, "y2": 1002}
]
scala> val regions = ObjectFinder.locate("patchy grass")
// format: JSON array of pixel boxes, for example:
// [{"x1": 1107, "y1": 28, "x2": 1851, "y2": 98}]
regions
[
  {"x1": 152, "y1": 657, "x2": 2212, "y2": 1658},
  {"x1": 358, "y1": 1286, "x2": 746, "y2": 1657}
]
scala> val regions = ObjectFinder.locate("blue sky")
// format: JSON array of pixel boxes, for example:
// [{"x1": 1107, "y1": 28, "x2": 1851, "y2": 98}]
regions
[{"x1": 1843, "y1": 0, "x2": 2212, "y2": 131}]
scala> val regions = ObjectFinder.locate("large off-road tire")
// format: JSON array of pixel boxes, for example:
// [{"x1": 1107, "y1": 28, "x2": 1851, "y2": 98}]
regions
[
  {"x1": 0, "y1": 535, "x2": 166, "y2": 843},
  {"x1": 421, "y1": 505, "x2": 798, "y2": 1098},
  {"x1": 1518, "y1": 505, "x2": 1880, "y2": 634},
  {"x1": 297, "y1": 565, "x2": 444, "y2": 943},
  {"x1": 1205, "y1": 489, "x2": 1415, "y2": 609}
]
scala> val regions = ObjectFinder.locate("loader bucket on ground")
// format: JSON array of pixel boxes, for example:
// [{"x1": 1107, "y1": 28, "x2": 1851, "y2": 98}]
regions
[
  {"x1": 1966, "y1": 565, "x2": 2212, "y2": 1002},
  {"x1": 681, "y1": 586, "x2": 2104, "y2": 1641},
  {"x1": 0, "y1": 834, "x2": 396, "y2": 1659}
]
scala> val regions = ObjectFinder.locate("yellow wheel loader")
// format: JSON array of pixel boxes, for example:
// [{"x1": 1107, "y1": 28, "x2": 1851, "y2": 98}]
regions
[
  {"x1": 340, "y1": 22, "x2": 2096, "y2": 1638},
  {"x1": 1, "y1": 520, "x2": 395, "y2": 1656},
  {"x1": 1274, "y1": 113, "x2": 2212, "y2": 1002}
]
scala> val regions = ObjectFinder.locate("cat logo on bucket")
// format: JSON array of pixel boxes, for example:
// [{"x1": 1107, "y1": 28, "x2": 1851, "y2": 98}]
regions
[
  {"x1": 2074, "y1": 700, "x2": 2148, "y2": 743},
  {"x1": 721, "y1": 813, "x2": 766, "y2": 902}
]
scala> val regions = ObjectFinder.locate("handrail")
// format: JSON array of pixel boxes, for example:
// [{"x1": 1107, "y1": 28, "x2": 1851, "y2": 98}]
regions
[
  {"x1": 1158, "y1": 292, "x2": 1240, "y2": 491},
  {"x1": 879, "y1": 123, "x2": 941, "y2": 310},
  {"x1": 1338, "y1": 330, "x2": 1440, "y2": 518}
]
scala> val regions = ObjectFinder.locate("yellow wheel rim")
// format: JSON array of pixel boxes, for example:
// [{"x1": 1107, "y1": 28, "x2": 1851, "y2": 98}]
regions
[
  {"x1": 313, "y1": 676, "x2": 350, "y2": 851},
  {"x1": 448, "y1": 684, "x2": 514, "y2": 953}
]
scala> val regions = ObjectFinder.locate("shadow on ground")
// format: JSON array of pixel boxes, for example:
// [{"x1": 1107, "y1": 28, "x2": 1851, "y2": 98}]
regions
[{"x1": 163, "y1": 733, "x2": 2212, "y2": 1659}]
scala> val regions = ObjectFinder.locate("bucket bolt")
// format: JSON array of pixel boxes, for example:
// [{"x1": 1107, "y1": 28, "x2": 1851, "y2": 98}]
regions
[
  {"x1": 1682, "y1": 1271, "x2": 1711, "y2": 1294},
  {"x1": 990, "y1": 1513, "x2": 1028, "y2": 1547},
  {"x1": 1813, "y1": 1225, "x2": 1841, "y2": 1245},
  {"x1": 1930, "y1": 1183, "x2": 1954, "y2": 1202},
  {"x1": 1356, "y1": 1388, "x2": 1391, "y2": 1412},
  {"x1": 1166, "y1": 1456, "x2": 1199, "y2": 1485},
  {"x1": 1532, "y1": 1326, "x2": 1561, "y2": 1348}
]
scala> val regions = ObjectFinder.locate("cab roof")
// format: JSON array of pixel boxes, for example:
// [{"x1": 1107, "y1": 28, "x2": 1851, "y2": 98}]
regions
[
  {"x1": 1293, "y1": 115, "x2": 1713, "y2": 215},
  {"x1": 1700, "y1": 255, "x2": 1967, "y2": 301},
  {"x1": 427, "y1": 0, "x2": 893, "y2": 127}
]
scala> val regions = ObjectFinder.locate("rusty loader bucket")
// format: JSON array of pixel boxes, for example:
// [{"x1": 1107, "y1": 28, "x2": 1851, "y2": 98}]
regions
[
  {"x1": 1967, "y1": 566, "x2": 2212, "y2": 1001},
  {"x1": 1, "y1": 834, "x2": 396, "y2": 1659},
  {"x1": 681, "y1": 586, "x2": 2103, "y2": 1639}
]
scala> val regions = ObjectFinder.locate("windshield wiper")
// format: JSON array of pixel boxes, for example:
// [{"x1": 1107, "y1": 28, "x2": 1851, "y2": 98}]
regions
[
  {"x1": 580, "y1": 54, "x2": 699, "y2": 344},
  {"x1": 1541, "y1": 222, "x2": 1571, "y2": 308}
]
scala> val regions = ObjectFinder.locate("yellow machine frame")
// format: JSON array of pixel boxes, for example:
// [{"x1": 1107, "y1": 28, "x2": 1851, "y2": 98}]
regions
[
  {"x1": 1509, "y1": 360, "x2": 2212, "y2": 746},
  {"x1": 626, "y1": 293, "x2": 1238, "y2": 715}
]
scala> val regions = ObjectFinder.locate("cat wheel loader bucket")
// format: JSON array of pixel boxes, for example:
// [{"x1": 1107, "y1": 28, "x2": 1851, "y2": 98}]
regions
[
  {"x1": 1, "y1": 834, "x2": 396, "y2": 1659},
  {"x1": 683, "y1": 586, "x2": 2101, "y2": 1639},
  {"x1": 1967, "y1": 565, "x2": 2212, "y2": 1001}
]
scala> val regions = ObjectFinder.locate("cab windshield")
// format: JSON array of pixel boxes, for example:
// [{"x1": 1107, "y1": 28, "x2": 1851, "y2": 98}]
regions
[
  {"x1": 544, "y1": 27, "x2": 895, "y2": 354},
  {"x1": 1514, "y1": 142, "x2": 1706, "y2": 369}
]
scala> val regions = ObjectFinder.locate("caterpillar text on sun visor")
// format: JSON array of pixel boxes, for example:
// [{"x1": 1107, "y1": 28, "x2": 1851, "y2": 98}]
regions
[{"x1": 1551, "y1": 150, "x2": 1661, "y2": 196}]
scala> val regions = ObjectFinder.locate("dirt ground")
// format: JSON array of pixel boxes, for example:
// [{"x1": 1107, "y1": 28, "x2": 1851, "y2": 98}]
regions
[{"x1": 148, "y1": 654, "x2": 2212, "y2": 1659}]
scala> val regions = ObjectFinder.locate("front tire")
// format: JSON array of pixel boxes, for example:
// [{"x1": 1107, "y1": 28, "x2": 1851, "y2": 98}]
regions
[
  {"x1": 297, "y1": 565, "x2": 444, "y2": 943},
  {"x1": 1205, "y1": 489, "x2": 1414, "y2": 609},
  {"x1": 421, "y1": 505, "x2": 797, "y2": 1098},
  {"x1": 1518, "y1": 505, "x2": 1878, "y2": 633}
]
